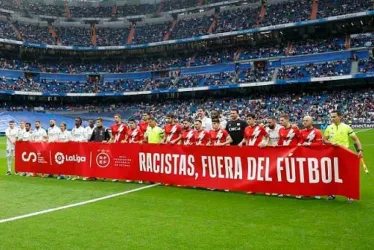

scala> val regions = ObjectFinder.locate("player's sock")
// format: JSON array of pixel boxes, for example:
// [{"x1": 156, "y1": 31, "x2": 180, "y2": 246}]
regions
[{"x1": 7, "y1": 156, "x2": 12, "y2": 173}]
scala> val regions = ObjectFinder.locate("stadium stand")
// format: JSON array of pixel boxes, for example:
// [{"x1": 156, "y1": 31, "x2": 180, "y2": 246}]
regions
[
  {"x1": 1, "y1": 86, "x2": 373, "y2": 132},
  {"x1": 0, "y1": 0, "x2": 371, "y2": 46}
]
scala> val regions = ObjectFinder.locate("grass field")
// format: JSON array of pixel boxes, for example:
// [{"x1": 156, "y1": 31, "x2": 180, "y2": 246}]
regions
[{"x1": 0, "y1": 130, "x2": 373, "y2": 250}]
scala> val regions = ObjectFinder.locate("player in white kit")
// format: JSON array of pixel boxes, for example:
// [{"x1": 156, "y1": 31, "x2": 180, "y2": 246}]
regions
[
  {"x1": 17, "y1": 122, "x2": 32, "y2": 176},
  {"x1": 265, "y1": 116, "x2": 282, "y2": 146},
  {"x1": 43, "y1": 119, "x2": 61, "y2": 178},
  {"x1": 48, "y1": 119, "x2": 61, "y2": 142},
  {"x1": 85, "y1": 119, "x2": 95, "y2": 141},
  {"x1": 68, "y1": 118, "x2": 87, "y2": 180},
  {"x1": 17, "y1": 120, "x2": 26, "y2": 139},
  {"x1": 5, "y1": 120, "x2": 19, "y2": 175},
  {"x1": 28, "y1": 121, "x2": 47, "y2": 177},
  {"x1": 57, "y1": 122, "x2": 72, "y2": 180}
]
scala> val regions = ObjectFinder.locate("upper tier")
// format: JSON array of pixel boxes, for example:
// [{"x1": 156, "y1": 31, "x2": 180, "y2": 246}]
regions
[{"x1": 0, "y1": 0, "x2": 372, "y2": 47}]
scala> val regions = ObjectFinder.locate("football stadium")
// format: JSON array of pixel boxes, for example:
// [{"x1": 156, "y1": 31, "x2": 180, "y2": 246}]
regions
[{"x1": 0, "y1": 0, "x2": 374, "y2": 249}]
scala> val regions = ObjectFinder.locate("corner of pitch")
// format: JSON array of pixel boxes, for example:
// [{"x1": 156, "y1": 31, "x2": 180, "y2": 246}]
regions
[{"x1": 276, "y1": 157, "x2": 343, "y2": 184}]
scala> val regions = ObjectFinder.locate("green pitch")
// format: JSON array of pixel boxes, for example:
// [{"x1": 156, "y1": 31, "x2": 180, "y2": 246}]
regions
[{"x1": 0, "y1": 130, "x2": 373, "y2": 249}]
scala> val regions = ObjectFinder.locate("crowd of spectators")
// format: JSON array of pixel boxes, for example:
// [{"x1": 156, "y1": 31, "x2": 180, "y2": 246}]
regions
[
  {"x1": 0, "y1": 1, "x2": 372, "y2": 46},
  {"x1": 0, "y1": 58, "x2": 356, "y2": 94},
  {"x1": 288, "y1": 37, "x2": 346, "y2": 55},
  {"x1": 277, "y1": 60, "x2": 352, "y2": 80},
  {"x1": 96, "y1": 27, "x2": 130, "y2": 46},
  {"x1": 351, "y1": 33, "x2": 374, "y2": 48},
  {"x1": 15, "y1": 22, "x2": 56, "y2": 45},
  {"x1": 215, "y1": 7, "x2": 260, "y2": 34},
  {"x1": 55, "y1": 26, "x2": 91, "y2": 47},
  {"x1": 133, "y1": 23, "x2": 171, "y2": 44},
  {"x1": 358, "y1": 57, "x2": 374, "y2": 74},
  {"x1": 1, "y1": 83, "x2": 373, "y2": 124},
  {"x1": 170, "y1": 16, "x2": 212, "y2": 40},
  {"x1": 317, "y1": 0, "x2": 373, "y2": 19},
  {"x1": 261, "y1": 0, "x2": 311, "y2": 27},
  {"x1": 0, "y1": 20, "x2": 19, "y2": 41}
]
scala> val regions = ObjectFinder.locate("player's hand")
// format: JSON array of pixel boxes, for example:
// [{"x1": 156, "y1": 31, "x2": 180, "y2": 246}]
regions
[
  {"x1": 139, "y1": 141, "x2": 143, "y2": 144},
  {"x1": 102, "y1": 140, "x2": 107, "y2": 143},
  {"x1": 259, "y1": 143, "x2": 266, "y2": 148},
  {"x1": 358, "y1": 150, "x2": 363, "y2": 158},
  {"x1": 238, "y1": 143, "x2": 243, "y2": 147}
]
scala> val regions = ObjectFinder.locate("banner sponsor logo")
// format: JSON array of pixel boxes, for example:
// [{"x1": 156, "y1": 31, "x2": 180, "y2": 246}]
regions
[
  {"x1": 21, "y1": 152, "x2": 37, "y2": 163},
  {"x1": 54, "y1": 152, "x2": 86, "y2": 165},
  {"x1": 96, "y1": 152, "x2": 110, "y2": 168}
]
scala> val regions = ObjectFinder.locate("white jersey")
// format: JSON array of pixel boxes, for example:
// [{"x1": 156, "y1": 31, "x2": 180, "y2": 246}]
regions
[
  {"x1": 32, "y1": 128, "x2": 47, "y2": 142},
  {"x1": 17, "y1": 127, "x2": 26, "y2": 139},
  {"x1": 57, "y1": 130, "x2": 72, "y2": 142},
  {"x1": 265, "y1": 124, "x2": 282, "y2": 146},
  {"x1": 18, "y1": 130, "x2": 32, "y2": 141},
  {"x1": 85, "y1": 126, "x2": 95, "y2": 140},
  {"x1": 5, "y1": 127, "x2": 20, "y2": 150},
  {"x1": 201, "y1": 116, "x2": 212, "y2": 130},
  {"x1": 220, "y1": 118, "x2": 227, "y2": 130},
  {"x1": 48, "y1": 126, "x2": 61, "y2": 142},
  {"x1": 71, "y1": 126, "x2": 87, "y2": 142}
]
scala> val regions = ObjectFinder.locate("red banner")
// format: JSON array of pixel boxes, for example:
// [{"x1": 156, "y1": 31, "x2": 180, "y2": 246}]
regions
[{"x1": 15, "y1": 142, "x2": 360, "y2": 199}]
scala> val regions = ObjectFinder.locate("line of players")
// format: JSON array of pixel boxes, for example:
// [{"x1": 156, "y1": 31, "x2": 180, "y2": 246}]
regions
[{"x1": 6, "y1": 110, "x2": 323, "y2": 178}]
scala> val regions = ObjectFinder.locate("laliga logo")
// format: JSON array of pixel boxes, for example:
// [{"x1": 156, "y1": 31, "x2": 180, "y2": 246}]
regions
[
  {"x1": 54, "y1": 152, "x2": 86, "y2": 165},
  {"x1": 21, "y1": 152, "x2": 37, "y2": 162},
  {"x1": 55, "y1": 152, "x2": 65, "y2": 165},
  {"x1": 96, "y1": 152, "x2": 110, "y2": 168}
]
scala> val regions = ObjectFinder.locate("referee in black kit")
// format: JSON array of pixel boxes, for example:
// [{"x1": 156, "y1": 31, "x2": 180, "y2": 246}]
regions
[{"x1": 226, "y1": 108, "x2": 248, "y2": 145}]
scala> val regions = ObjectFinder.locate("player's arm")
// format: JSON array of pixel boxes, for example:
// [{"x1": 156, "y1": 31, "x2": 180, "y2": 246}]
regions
[
  {"x1": 259, "y1": 127, "x2": 269, "y2": 148},
  {"x1": 122, "y1": 126, "x2": 129, "y2": 143},
  {"x1": 238, "y1": 137, "x2": 247, "y2": 147},
  {"x1": 350, "y1": 131, "x2": 363, "y2": 157},
  {"x1": 172, "y1": 126, "x2": 183, "y2": 145},
  {"x1": 224, "y1": 130, "x2": 233, "y2": 146},
  {"x1": 104, "y1": 129, "x2": 110, "y2": 142},
  {"x1": 310, "y1": 130, "x2": 323, "y2": 146},
  {"x1": 43, "y1": 130, "x2": 48, "y2": 142},
  {"x1": 5, "y1": 129, "x2": 15, "y2": 144},
  {"x1": 89, "y1": 129, "x2": 95, "y2": 142},
  {"x1": 323, "y1": 128, "x2": 334, "y2": 145}
]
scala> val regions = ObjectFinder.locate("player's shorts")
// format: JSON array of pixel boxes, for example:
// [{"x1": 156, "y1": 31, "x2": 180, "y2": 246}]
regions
[{"x1": 6, "y1": 149, "x2": 15, "y2": 158}]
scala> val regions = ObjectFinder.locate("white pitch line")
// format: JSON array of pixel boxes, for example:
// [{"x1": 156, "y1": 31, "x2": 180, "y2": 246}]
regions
[
  {"x1": 0, "y1": 183, "x2": 159, "y2": 224},
  {"x1": 356, "y1": 128, "x2": 373, "y2": 134}
]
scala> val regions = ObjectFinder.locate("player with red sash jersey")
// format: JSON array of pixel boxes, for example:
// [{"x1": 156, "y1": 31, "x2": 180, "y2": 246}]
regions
[
  {"x1": 162, "y1": 113, "x2": 182, "y2": 145},
  {"x1": 299, "y1": 116, "x2": 323, "y2": 146},
  {"x1": 277, "y1": 114, "x2": 301, "y2": 198},
  {"x1": 194, "y1": 120, "x2": 211, "y2": 146},
  {"x1": 127, "y1": 119, "x2": 144, "y2": 144},
  {"x1": 181, "y1": 119, "x2": 197, "y2": 145},
  {"x1": 239, "y1": 113, "x2": 268, "y2": 147},
  {"x1": 296, "y1": 115, "x2": 323, "y2": 200},
  {"x1": 278, "y1": 114, "x2": 300, "y2": 146},
  {"x1": 209, "y1": 118, "x2": 232, "y2": 146},
  {"x1": 139, "y1": 112, "x2": 150, "y2": 134},
  {"x1": 110, "y1": 114, "x2": 128, "y2": 143}
]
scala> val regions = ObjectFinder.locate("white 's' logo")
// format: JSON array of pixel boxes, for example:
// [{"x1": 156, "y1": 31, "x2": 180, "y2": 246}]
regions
[{"x1": 21, "y1": 152, "x2": 37, "y2": 162}]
